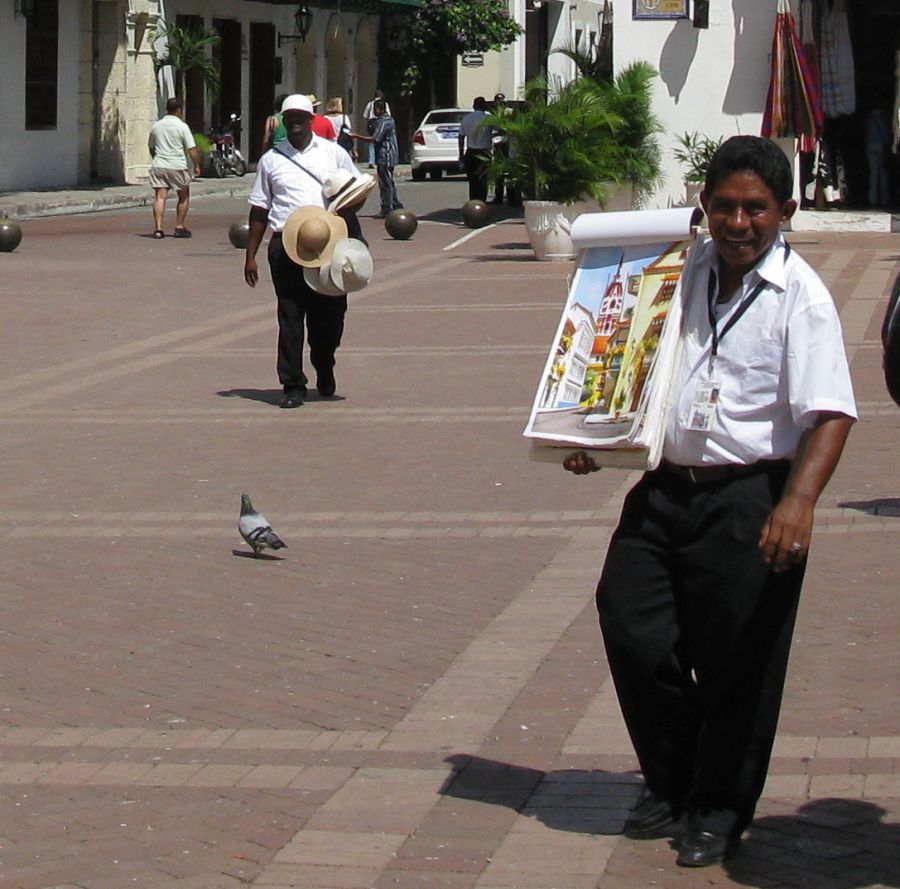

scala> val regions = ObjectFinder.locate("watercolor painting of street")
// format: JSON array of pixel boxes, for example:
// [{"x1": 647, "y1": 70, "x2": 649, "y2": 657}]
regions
[{"x1": 524, "y1": 238, "x2": 692, "y2": 450}]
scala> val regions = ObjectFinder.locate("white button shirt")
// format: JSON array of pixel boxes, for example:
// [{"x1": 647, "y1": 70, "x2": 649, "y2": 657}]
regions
[
  {"x1": 248, "y1": 135, "x2": 360, "y2": 232},
  {"x1": 460, "y1": 110, "x2": 492, "y2": 150},
  {"x1": 663, "y1": 235, "x2": 857, "y2": 466}
]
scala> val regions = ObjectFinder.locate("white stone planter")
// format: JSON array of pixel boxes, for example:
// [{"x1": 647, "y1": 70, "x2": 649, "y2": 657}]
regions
[
  {"x1": 523, "y1": 199, "x2": 601, "y2": 262},
  {"x1": 522, "y1": 184, "x2": 638, "y2": 261},
  {"x1": 684, "y1": 181, "x2": 703, "y2": 206}
]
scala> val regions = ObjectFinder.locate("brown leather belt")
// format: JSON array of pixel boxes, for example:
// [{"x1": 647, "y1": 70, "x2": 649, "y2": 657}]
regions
[{"x1": 660, "y1": 459, "x2": 789, "y2": 485}]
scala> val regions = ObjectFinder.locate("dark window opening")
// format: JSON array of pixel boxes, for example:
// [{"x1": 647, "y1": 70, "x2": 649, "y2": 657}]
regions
[{"x1": 25, "y1": 0, "x2": 59, "y2": 130}]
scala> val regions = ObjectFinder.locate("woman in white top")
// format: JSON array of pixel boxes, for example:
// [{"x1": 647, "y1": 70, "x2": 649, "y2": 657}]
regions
[{"x1": 324, "y1": 97, "x2": 355, "y2": 159}]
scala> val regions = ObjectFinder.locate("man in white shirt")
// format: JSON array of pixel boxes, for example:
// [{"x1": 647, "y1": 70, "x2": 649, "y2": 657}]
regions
[
  {"x1": 244, "y1": 94, "x2": 363, "y2": 408},
  {"x1": 458, "y1": 97, "x2": 492, "y2": 201},
  {"x1": 564, "y1": 137, "x2": 856, "y2": 868}
]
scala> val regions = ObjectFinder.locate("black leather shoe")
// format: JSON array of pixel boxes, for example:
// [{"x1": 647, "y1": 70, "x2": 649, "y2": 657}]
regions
[
  {"x1": 279, "y1": 390, "x2": 304, "y2": 409},
  {"x1": 676, "y1": 830, "x2": 739, "y2": 867},
  {"x1": 624, "y1": 790, "x2": 680, "y2": 839},
  {"x1": 317, "y1": 372, "x2": 336, "y2": 398}
]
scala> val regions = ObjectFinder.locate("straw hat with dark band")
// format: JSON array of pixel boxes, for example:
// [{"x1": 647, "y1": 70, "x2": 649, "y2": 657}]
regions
[
  {"x1": 323, "y1": 170, "x2": 377, "y2": 213},
  {"x1": 281, "y1": 206, "x2": 348, "y2": 268}
]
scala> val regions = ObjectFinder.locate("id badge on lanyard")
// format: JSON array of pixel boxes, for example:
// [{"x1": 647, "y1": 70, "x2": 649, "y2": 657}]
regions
[
  {"x1": 688, "y1": 370, "x2": 720, "y2": 431},
  {"x1": 690, "y1": 264, "x2": 777, "y2": 431}
]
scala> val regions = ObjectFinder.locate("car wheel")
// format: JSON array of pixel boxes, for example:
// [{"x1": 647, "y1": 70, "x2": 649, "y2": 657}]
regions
[
  {"x1": 411, "y1": 167, "x2": 426, "y2": 182},
  {"x1": 429, "y1": 169, "x2": 443, "y2": 181}
]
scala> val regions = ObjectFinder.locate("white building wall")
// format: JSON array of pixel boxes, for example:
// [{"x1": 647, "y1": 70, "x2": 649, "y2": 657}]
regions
[
  {"x1": 456, "y1": 1, "x2": 792, "y2": 208},
  {"x1": 615, "y1": 1, "x2": 791, "y2": 207},
  {"x1": 0, "y1": 1, "x2": 83, "y2": 191}
]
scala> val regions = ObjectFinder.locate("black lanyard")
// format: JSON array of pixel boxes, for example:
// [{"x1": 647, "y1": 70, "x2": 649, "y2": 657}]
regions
[{"x1": 705, "y1": 242, "x2": 791, "y2": 368}]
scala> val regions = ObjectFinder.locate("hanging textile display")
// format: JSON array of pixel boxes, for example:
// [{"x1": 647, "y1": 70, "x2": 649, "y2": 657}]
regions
[
  {"x1": 816, "y1": 0, "x2": 856, "y2": 119},
  {"x1": 761, "y1": 0, "x2": 824, "y2": 140}
]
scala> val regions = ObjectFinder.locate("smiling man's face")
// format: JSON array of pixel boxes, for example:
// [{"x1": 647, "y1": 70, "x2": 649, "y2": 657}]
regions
[
  {"x1": 701, "y1": 170, "x2": 796, "y2": 279},
  {"x1": 283, "y1": 110, "x2": 313, "y2": 147}
]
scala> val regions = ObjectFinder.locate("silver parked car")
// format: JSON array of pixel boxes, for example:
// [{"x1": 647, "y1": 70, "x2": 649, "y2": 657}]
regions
[{"x1": 410, "y1": 108, "x2": 468, "y2": 181}]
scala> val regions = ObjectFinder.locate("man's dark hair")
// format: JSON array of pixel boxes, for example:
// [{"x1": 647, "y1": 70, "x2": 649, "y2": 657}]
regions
[
  {"x1": 373, "y1": 99, "x2": 386, "y2": 112},
  {"x1": 704, "y1": 136, "x2": 793, "y2": 204},
  {"x1": 473, "y1": 96, "x2": 486, "y2": 111},
  {"x1": 166, "y1": 97, "x2": 183, "y2": 115}
]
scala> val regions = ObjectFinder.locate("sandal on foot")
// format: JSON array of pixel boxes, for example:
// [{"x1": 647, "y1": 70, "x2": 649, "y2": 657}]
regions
[
  {"x1": 153, "y1": 229, "x2": 165, "y2": 239},
  {"x1": 173, "y1": 228, "x2": 192, "y2": 239}
]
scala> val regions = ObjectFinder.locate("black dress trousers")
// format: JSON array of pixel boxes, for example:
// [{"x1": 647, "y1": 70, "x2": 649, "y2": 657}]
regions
[
  {"x1": 596, "y1": 462, "x2": 805, "y2": 838},
  {"x1": 268, "y1": 234, "x2": 347, "y2": 391}
]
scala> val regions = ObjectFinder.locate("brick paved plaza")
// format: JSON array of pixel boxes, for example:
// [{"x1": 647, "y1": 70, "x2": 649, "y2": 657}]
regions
[{"x1": 0, "y1": 187, "x2": 898, "y2": 888}]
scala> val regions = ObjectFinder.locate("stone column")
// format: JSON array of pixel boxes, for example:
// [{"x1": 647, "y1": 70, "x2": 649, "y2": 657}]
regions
[{"x1": 123, "y1": 0, "x2": 162, "y2": 183}]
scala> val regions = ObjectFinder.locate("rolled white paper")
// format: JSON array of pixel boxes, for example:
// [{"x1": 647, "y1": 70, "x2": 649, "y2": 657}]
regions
[{"x1": 571, "y1": 206, "x2": 699, "y2": 250}]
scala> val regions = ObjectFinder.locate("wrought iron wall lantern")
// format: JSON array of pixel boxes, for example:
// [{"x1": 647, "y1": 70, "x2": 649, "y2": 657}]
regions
[
  {"x1": 14, "y1": 0, "x2": 36, "y2": 19},
  {"x1": 278, "y1": 2, "x2": 313, "y2": 46}
]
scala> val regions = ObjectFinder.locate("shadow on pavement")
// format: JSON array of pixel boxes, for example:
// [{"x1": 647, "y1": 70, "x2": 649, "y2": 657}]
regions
[
  {"x1": 442, "y1": 758, "x2": 900, "y2": 885},
  {"x1": 218, "y1": 388, "x2": 283, "y2": 405},
  {"x1": 728, "y1": 799, "x2": 900, "y2": 887},
  {"x1": 231, "y1": 549, "x2": 285, "y2": 561},
  {"x1": 442, "y1": 754, "x2": 639, "y2": 836},
  {"x1": 838, "y1": 497, "x2": 900, "y2": 516}
]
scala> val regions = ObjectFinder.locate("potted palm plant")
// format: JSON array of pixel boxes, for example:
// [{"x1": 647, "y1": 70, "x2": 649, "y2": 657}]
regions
[
  {"x1": 486, "y1": 62, "x2": 663, "y2": 261},
  {"x1": 673, "y1": 131, "x2": 723, "y2": 204}
]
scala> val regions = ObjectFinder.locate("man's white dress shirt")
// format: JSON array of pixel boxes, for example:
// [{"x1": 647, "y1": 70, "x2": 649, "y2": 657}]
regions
[
  {"x1": 248, "y1": 136, "x2": 360, "y2": 232},
  {"x1": 664, "y1": 235, "x2": 857, "y2": 466}
]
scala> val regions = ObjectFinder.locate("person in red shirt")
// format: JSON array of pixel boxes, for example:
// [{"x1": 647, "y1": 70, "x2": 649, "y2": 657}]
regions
[{"x1": 307, "y1": 94, "x2": 336, "y2": 140}]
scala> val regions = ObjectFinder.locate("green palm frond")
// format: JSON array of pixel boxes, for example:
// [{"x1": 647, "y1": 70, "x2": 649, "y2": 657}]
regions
[
  {"x1": 155, "y1": 21, "x2": 221, "y2": 102},
  {"x1": 484, "y1": 65, "x2": 663, "y2": 206}
]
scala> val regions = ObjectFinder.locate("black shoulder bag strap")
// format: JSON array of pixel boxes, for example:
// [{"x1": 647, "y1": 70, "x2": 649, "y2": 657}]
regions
[{"x1": 273, "y1": 147, "x2": 324, "y2": 186}]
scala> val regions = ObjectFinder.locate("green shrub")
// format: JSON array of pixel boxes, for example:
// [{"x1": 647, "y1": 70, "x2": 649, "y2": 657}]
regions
[{"x1": 193, "y1": 132, "x2": 212, "y2": 156}]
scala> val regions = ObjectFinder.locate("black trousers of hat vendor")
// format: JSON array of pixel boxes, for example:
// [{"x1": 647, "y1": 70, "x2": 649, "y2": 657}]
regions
[
  {"x1": 596, "y1": 461, "x2": 805, "y2": 839},
  {"x1": 268, "y1": 233, "x2": 347, "y2": 392}
]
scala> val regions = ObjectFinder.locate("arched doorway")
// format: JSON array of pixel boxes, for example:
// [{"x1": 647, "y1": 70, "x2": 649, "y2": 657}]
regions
[
  {"x1": 325, "y1": 14, "x2": 347, "y2": 114},
  {"x1": 292, "y1": 31, "x2": 316, "y2": 94}
]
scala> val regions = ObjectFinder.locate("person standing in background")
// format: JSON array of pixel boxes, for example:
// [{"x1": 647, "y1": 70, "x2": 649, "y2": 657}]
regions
[
  {"x1": 325, "y1": 97, "x2": 356, "y2": 159},
  {"x1": 353, "y1": 100, "x2": 402, "y2": 218},
  {"x1": 307, "y1": 95, "x2": 337, "y2": 141},
  {"x1": 261, "y1": 93, "x2": 289, "y2": 154},
  {"x1": 148, "y1": 97, "x2": 201, "y2": 239},
  {"x1": 361, "y1": 89, "x2": 390, "y2": 168},
  {"x1": 458, "y1": 97, "x2": 492, "y2": 202}
]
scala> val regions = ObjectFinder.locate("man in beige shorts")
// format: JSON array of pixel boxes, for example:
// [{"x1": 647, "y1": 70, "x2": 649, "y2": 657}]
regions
[{"x1": 148, "y1": 97, "x2": 201, "y2": 239}]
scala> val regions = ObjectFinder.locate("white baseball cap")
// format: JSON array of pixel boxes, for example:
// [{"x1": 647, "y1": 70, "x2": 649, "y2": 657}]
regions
[{"x1": 281, "y1": 94, "x2": 314, "y2": 115}]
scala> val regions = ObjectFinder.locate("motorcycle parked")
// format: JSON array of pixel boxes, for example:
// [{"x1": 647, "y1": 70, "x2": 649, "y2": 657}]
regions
[{"x1": 207, "y1": 113, "x2": 246, "y2": 177}]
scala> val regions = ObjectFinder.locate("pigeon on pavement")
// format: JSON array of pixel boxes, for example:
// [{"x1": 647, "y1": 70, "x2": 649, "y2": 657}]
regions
[{"x1": 239, "y1": 494, "x2": 287, "y2": 556}]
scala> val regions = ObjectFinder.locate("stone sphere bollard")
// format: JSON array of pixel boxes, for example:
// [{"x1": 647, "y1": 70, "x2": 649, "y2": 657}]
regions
[
  {"x1": 228, "y1": 220, "x2": 250, "y2": 249},
  {"x1": 384, "y1": 209, "x2": 418, "y2": 240},
  {"x1": 461, "y1": 199, "x2": 491, "y2": 229},
  {"x1": 0, "y1": 218, "x2": 23, "y2": 253}
]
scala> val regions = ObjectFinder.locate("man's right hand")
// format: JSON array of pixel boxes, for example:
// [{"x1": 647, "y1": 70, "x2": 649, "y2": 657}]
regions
[
  {"x1": 563, "y1": 451, "x2": 600, "y2": 474},
  {"x1": 244, "y1": 257, "x2": 258, "y2": 288}
]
